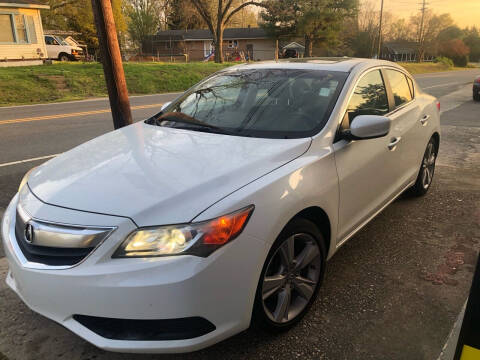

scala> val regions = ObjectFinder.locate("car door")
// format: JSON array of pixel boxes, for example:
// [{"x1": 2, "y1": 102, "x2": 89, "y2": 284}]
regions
[
  {"x1": 383, "y1": 68, "x2": 423, "y2": 185},
  {"x1": 44, "y1": 35, "x2": 58, "y2": 59},
  {"x1": 333, "y1": 68, "x2": 404, "y2": 242}
]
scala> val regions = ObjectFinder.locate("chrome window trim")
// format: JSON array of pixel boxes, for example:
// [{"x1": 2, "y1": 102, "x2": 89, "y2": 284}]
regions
[
  {"x1": 12, "y1": 204, "x2": 116, "y2": 270},
  {"x1": 334, "y1": 65, "x2": 416, "y2": 137}
]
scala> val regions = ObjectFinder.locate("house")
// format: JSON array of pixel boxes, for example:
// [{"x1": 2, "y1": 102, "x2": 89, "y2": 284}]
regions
[
  {"x1": 0, "y1": 0, "x2": 49, "y2": 66},
  {"x1": 143, "y1": 27, "x2": 276, "y2": 61},
  {"x1": 282, "y1": 42, "x2": 305, "y2": 58}
]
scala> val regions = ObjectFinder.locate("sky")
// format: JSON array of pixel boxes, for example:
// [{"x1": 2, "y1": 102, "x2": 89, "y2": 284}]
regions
[{"x1": 369, "y1": 0, "x2": 480, "y2": 28}]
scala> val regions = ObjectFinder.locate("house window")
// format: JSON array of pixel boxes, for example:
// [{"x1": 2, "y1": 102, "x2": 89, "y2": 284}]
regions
[
  {"x1": 14, "y1": 14, "x2": 28, "y2": 43},
  {"x1": 0, "y1": 14, "x2": 36, "y2": 44},
  {"x1": 165, "y1": 41, "x2": 172, "y2": 49},
  {"x1": 228, "y1": 40, "x2": 238, "y2": 48},
  {"x1": 26, "y1": 16, "x2": 37, "y2": 43},
  {"x1": 0, "y1": 14, "x2": 15, "y2": 43}
]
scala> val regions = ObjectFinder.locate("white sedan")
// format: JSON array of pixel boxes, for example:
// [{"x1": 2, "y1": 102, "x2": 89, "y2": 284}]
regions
[{"x1": 1, "y1": 58, "x2": 440, "y2": 353}]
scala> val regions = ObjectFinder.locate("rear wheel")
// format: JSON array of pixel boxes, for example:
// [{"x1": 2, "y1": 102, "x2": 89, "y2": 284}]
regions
[
  {"x1": 409, "y1": 137, "x2": 438, "y2": 197},
  {"x1": 252, "y1": 218, "x2": 326, "y2": 331}
]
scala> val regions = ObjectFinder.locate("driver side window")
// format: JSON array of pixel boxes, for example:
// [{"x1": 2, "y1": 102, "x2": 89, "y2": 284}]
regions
[{"x1": 340, "y1": 70, "x2": 389, "y2": 132}]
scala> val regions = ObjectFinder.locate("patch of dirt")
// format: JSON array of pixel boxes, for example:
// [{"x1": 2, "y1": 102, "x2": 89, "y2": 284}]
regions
[{"x1": 36, "y1": 75, "x2": 69, "y2": 93}]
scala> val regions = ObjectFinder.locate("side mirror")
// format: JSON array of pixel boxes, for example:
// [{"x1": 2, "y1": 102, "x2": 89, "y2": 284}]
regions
[
  {"x1": 161, "y1": 101, "x2": 172, "y2": 111},
  {"x1": 344, "y1": 115, "x2": 390, "y2": 140}
]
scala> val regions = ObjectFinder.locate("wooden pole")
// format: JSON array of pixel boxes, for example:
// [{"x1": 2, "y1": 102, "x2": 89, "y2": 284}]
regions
[
  {"x1": 377, "y1": 0, "x2": 384, "y2": 59},
  {"x1": 91, "y1": 0, "x2": 132, "y2": 129},
  {"x1": 275, "y1": 39, "x2": 279, "y2": 61}
]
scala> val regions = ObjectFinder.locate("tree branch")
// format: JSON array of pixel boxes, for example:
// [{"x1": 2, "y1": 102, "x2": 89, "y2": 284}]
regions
[{"x1": 224, "y1": 1, "x2": 267, "y2": 26}]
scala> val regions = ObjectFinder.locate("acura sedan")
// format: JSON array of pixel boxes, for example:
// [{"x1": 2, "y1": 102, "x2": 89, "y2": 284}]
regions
[{"x1": 1, "y1": 58, "x2": 440, "y2": 353}]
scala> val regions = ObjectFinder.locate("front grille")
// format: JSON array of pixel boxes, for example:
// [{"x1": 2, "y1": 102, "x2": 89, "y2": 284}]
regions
[
  {"x1": 14, "y1": 208, "x2": 101, "y2": 267},
  {"x1": 73, "y1": 315, "x2": 216, "y2": 341}
]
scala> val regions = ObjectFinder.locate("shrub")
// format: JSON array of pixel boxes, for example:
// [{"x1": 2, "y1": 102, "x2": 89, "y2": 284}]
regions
[{"x1": 434, "y1": 57, "x2": 454, "y2": 67}]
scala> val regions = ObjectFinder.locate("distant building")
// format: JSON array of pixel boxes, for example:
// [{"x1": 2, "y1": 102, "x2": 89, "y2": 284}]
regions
[
  {"x1": 0, "y1": 0, "x2": 49, "y2": 66},
  {"x1": 144, "y1": 27, "x2": 276, "y2": 61},
  {"x1": 382, "y1": 42, "x2": 435, "y2": 62}
]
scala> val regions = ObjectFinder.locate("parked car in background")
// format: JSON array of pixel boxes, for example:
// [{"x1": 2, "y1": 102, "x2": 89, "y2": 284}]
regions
[
  {"x1": 44, "y1": 35, "x2": 83, "y2": 61},
  {"x1": 283, "y1": 48, "x2": 299, "y2": 58},
  {"x1": 474, "y1": 76, "x2": 480, "y2": 101},
  {"x1": 2, "y1": 58, "x2": 441, "y2": 354}
]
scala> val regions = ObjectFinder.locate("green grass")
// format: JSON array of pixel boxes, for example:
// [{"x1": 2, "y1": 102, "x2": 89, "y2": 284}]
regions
[
  {"x1": 0, "y1": 61, "x2": 233, "y2": 107},
  {"x1": 398, "y1": 62, "x2": 470, "y2": 74}
]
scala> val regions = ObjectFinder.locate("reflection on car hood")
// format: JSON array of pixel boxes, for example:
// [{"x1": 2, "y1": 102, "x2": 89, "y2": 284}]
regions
[{"x1": 28, "y1": 122, "x2": 311, "y2": 226}]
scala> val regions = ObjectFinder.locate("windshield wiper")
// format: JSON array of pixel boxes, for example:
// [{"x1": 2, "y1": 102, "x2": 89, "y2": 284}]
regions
[{"x1": 154, "y1": 112, "x2": 234, "y2": 135}]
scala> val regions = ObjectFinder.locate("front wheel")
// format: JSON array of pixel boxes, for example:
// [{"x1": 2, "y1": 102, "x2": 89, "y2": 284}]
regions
[
  {"x1": 58, "y1": 53, "x2": 70, "y2": 62},
  {"x1": 252, "y1": 218, "x2": 326, "y2": 331},
  {"x1": 409, "y1": 137, "x2": 438, "y2": 197}
]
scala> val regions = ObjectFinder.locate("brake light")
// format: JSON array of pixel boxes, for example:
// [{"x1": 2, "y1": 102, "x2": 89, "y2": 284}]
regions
[
  {"x1": 436, "y1": 101, "x2": 440, "y2": 112},
  {"x1": 71, "y1": 50, "x2": 77, "y2": 55},
  {"x1": 475, "y1": 77, "x2": 480, "y2": 83}
]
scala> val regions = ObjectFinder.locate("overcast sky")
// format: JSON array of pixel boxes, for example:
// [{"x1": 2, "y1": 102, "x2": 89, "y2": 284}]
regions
[{"x1": 371, "y1": 0, "x2": 480, "y2": 27}]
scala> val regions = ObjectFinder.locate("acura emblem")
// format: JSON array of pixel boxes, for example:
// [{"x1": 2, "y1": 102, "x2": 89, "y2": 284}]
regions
[{"x1": 24, "y1": 224, "x2": 34, "y2": 244}]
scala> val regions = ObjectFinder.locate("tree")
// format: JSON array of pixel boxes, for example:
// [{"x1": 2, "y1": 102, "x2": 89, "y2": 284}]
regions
[
  {"x1": 410, "y1": 11, "x2": 454, "y2": 60},
  {"x1": 439, "y1": 38, "x2": 470, "y2": 66},
  {"x1": 296, "y1": 0, "x2": 357, "y2": 57},
  {"x1": 168, "y1": 0, "x2": 206, "y2": 29},
  {"x1": 190, "y1": 0, "x2": 266, "y2": 63},
  {"x1": 125, "y1": 0, "x2": 163, "y2": 52},
  {"x1": 464, "y1": 27, "x2": 480, "y2": 62},
  {"x1": 41, "y1": 0, "x2": 125, "y2": 51}
]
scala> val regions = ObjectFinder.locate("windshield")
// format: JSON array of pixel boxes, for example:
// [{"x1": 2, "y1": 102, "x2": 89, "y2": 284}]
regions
[
  {"x1": 147, "y1": 68, "x2": 347, "y2": 139},
  {"x1": 55, "y1": 36, "x2": 69, "y2": 46}
]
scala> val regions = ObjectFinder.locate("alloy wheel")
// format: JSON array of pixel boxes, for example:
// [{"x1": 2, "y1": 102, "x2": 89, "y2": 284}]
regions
[
  {"x1": 262, "y1": 233, "x2": 321, "y2": 324},
  {"x1": 421, "y1": 141, "x2": 437, "y2": 189}
]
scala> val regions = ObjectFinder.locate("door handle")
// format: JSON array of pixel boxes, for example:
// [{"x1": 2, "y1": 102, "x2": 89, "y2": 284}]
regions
[
  {"x1": 420, "y1": 115, "x2": 430, "y2": 125},
  {"x1": 388, "y1": 137, "x2": 401, "y2": 150}
]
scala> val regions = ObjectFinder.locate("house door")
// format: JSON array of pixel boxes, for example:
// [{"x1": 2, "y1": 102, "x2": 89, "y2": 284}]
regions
[
  {"x1": 246, "y1": 44, "x2": 254, "y2": 60},
  {"x1": 204, "y1": 41, "x2": 214, "y2": 58}
]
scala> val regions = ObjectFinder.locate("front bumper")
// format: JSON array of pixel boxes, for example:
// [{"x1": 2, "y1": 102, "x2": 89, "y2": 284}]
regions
[{"x1": 1, "y1": 191, "x2": 268, "y2": 353}]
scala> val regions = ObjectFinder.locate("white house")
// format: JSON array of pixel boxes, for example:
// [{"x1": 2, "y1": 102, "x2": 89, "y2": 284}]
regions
[{"x1": 0, "y1": 0, "x2": 49, "y2": 66}]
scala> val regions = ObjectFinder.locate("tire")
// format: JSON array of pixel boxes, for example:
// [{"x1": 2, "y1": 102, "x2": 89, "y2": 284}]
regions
[
  {"x1": 474, "y1": 91, "x2": 480, "y2": 102},
  {"x1": 58, "y1": 53, "x2": 70, "y2": 62},
  {"x1": 409, "y1": 137, "x2": 438, "y2": 197},
  {"x1": 252, "y1": 217, "x2": 326, "y2": 332}
]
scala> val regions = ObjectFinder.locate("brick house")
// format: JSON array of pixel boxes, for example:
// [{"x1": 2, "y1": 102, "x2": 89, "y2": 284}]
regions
[{"x1": 143, "y1": 27, "x2": 276, "y2": 61}]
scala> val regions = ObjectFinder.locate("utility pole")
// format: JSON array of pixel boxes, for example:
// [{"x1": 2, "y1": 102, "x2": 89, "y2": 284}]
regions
[
  {"x1": 418, "y1": 0, "x2": 428, "y2": 62},
  {"x1": 377, "y1": 0, "x2": 384, "y2": 59},
  {"x1": 91, "y1": 0, "x2": 132, "y2": 129}
]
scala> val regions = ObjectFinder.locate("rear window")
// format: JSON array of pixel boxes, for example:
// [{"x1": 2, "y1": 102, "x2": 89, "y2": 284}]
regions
[{"x1": 385, "y1": 69, "x2": 413, "y2": 107}]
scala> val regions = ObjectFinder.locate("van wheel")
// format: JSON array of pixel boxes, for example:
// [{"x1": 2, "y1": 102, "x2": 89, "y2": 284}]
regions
[
  {"x1": 59, "y1": 53, "x2": 69, "y2": 62},
  {"x1": 252, "y1": 218, "x2": 326, "y2": 331}
]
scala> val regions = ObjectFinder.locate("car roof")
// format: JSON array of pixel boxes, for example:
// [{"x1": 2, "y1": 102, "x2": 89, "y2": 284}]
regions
[{"x1": 223, "y1": 57, "x2": 401, "y2": 74}]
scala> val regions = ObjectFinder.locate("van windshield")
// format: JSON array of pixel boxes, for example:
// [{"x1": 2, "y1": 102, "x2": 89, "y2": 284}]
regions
[{"x1": 147, "y1": 68, "x2": 347, "y2": 139}]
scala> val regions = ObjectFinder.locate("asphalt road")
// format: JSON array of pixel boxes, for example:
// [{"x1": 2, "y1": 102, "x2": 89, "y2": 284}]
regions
[{"x1": 0, "y1": 68, "x2": 479, "y2": 360}]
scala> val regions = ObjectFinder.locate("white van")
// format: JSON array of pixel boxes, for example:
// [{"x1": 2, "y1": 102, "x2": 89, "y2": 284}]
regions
[{"x1": 44, "y1": 35, "x2": 84, "y2": 61}]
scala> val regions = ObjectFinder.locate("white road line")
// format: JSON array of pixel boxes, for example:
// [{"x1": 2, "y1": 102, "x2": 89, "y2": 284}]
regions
[
  {"x1": 0, "y1": 92, "x2": 183, "y2": 110},
  {"x1": 0, "y1": 154, "x2": 59, "y2": 168},
  {"x1": 423, "y1": 82, "x2": 469, "y2": 90}
]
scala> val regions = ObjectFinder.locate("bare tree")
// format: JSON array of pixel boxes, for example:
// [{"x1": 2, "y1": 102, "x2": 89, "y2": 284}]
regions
[{"x1": 190, "y1": 0, "x2": 266, "y2": 63}]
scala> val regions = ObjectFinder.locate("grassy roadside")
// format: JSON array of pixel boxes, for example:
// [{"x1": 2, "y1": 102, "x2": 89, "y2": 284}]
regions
[
  {"x1": 0, "y1": 61, "x2": 475, "y2": 107},
  {"x1": 0, "y1": 62, "x2": 232, "y2": 107},
  {"x1": 399, "y1": 62, "x2": 474, "y2": 74}
]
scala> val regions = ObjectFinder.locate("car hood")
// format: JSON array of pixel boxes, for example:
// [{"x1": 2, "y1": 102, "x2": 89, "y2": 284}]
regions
[{"x1": 28, "y1": 122, "x2": 311, "y2": 227}]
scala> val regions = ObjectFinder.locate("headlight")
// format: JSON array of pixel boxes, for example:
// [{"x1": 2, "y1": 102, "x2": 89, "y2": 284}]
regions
[
  {"x1": 113, "y1": 205, "x2": 254, "y2": 258},
  {"x1": 18, "y1": 167, "x2": 36, "y2": 192}
]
